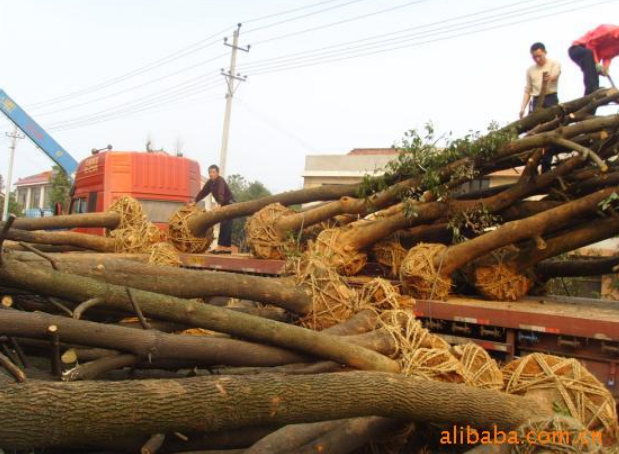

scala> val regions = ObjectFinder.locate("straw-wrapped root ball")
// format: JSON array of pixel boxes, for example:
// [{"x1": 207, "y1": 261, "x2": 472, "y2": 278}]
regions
[
  {"x1": 399, "y1": 243, "x2": 452, "y2": 300},
  {"x1": 168, "y1": 205, "x2": 214, "y2": 253},
  {"x1": 245, "y1": 203, "x2": 297, "y2": 260},
  {"x1": 311, "y1": 228, "x2": 367, "y2": 276},
  {"x1": 503, "y1": 353, "x2": 619, "y2": 450}
]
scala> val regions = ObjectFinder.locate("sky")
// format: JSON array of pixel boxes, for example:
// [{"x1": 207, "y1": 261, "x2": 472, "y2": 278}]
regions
[{"x1": 0, "y1": 0, "x2": 618, "y2": 193}]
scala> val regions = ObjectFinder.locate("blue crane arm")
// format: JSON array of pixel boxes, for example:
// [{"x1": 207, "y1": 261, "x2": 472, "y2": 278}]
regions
[{"x1": 0, "y1": 89, "x2": 79, "y2": 177}]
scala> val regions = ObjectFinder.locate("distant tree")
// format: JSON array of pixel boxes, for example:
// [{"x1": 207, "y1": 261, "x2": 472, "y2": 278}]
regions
[
  {"x1": 49, "y1": 165, "x2": 71, "y2": 211},
  {"x1": 174, "y1": 136, "x2": 184, "y2": 156},
  {"x1": 226, "y1": 174, "x2": 271, "y2": 249},
  {"x1": 7, "y1": 191, "x2": 23, "y2": 217},
  {"x1": 0, "y1": 174, "x2": 22, "y2": 217}
]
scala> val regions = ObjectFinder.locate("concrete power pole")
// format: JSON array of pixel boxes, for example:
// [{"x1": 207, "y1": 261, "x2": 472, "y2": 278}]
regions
[
  {"x1": 2, "y1": 126, "x2": 24, "y2": 221},
  {"x1": 218, "y1": 23, "x2": 249, "y2": 177}
]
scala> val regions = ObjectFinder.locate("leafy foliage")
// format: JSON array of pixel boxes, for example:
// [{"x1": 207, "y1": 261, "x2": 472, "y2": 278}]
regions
[
  {"x1": 0, "y1": 174, "x2": 23, "y2": 217},
  {"x1": 357, "y1": 122, "x2": 517, "y2": 205},
  {"x1": 227, "y1": 174, "x2": 271, "y2": 248},
  {"x1": 447, "y1": 205, "x2": 501, "y2": 243},
  {"x1": 49, "y1": 165, "x2": 72, "y2": 210}
]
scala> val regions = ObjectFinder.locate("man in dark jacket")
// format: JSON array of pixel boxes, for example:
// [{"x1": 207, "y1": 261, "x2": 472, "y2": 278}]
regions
[{"x1": 195, "y1": 164, "x2": 234, "y2": 254}]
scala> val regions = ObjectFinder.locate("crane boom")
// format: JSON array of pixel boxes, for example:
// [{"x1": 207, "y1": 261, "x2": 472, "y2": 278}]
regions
[{"x1": 0, "y1": 89, "x2": 79, "y2": 177}]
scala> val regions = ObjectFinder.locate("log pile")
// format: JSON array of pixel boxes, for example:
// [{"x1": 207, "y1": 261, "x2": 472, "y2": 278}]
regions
[{"x1": 1, "y1": 89, "x2": 619, "y2": 453}]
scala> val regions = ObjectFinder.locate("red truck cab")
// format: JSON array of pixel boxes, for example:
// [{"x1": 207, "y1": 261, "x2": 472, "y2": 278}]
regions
[{"x1": 70, "y1": 151, "x2": 201, "y2": 234}]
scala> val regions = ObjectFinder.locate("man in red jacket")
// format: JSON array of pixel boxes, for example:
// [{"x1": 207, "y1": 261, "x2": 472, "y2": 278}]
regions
[{"x1": 569, "y1": 24, "x2": 619, "y2": 94}]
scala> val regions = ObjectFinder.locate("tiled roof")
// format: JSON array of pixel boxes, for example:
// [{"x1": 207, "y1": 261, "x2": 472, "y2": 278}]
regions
[
  {"x1": 347, "y1": 148, "x2": 399, "y2": 156},
  {"x1": 15, "y1": 171, "x2": 52, "y2": 186}
]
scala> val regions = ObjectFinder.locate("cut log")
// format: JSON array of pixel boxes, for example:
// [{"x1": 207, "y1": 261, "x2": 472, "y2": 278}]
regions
[
  {"x1": 295, "y1": 416, "x2": 400, "y2": 454},
  {"x1": 0, "y1": 259, "x2": 399, "y2": 373},
  {"x1": 2, "y1": 228, "x2": 115, "y2": 252},
  {"x1": 3, "y1": 211, "x2": 121, "y2": 231},
  {"x1": 437, "y1": 187, "x2": 618, "y2": 277},
  {"x1": 0, "y1": 309, "x2": 309, "y2": 367},
  {"x1": 0, "y1": 371, "x2": 546, "y2": 449},
  {"x1": 245, "y1": 419, "x2": 349, "y2": 454},
  {"x1": 187, "y1": 183, "x2": 362, "y2": 237},
  {"x1": 13, "y1": 252, "x2": 313, "y2": 314}
]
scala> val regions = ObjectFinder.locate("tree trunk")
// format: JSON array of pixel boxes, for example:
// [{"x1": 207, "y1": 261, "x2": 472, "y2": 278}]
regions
[
  {"x1": 536, "y1": 255, "x2": 619, "y2": 280},
  {"x1": 2, "y1": 211, "x2": 121, "y2": 231},
  {"x1": 438, "y1": 187, "x2": 618, "y2": 276},
  {"x1": 3, "y1": 227, "x2": 115, "y2": 252},
  {"x1": 0, "y1": 309, "x2": 308, "y2": 367},
  {"x1": 13, "y1": 252, "x2": 313, "y2": 314},
  {"x1": 514, "y1": 216, "x2": 619, "y2": 273},
  {"x1": 0, "y1": 259, "x2": 399, "y2": 373},
  {"x1": 0, "y1": 371, "x2": 545, "y2": 449},
  {"x1": 324, "y1": 151, "x2": 587, "y2": 263},
  {"x1": 187, "y1": 184, "x2": 362, "y2": 237},
  {"x1": 295, "y1": 417, "x2": 400, "y2": 454},
  {"x1": 245, "y1": 420, "x2": 349, "y2": 454}
]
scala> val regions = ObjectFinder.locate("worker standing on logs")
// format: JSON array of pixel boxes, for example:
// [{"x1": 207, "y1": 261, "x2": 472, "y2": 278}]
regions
[
  {"x1": 519, "y1": 42, "x2": 561, "y2": 172},
  {"x1": 569, "y1": 24, "x2": 619, "y2": 95},
  {"x1": 194, "y1": 164, "x2": 235, "y2": 254}
]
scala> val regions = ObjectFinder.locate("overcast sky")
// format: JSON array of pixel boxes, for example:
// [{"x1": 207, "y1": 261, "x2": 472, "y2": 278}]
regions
[{"x1": 0, "y1": 0, "x2": 617, "y2": 193}]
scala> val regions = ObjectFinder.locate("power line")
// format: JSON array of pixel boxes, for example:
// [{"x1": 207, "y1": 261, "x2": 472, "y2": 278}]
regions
[
  {"x1": 33, "y1": 52, "x2": 229, "y2": 117},
  {"x1": 27, "y1": 32, "x2": 227, "y2": 109},
  {"x1": 243, "y1": 0, "x2": 373, "y2": 34},
  {"x1": 238, "y1": 0, "x2": 542, "y2": 71},
  {"x1": 242, "y1": 0, "x2": 344, "y2": 24},
  {"x1": 24, "y1": 0, "x2": 375, "y2": 109},
  {"x1": 251, "y1": 0, "x2": 436, "y2": 46},
  {"x1": 248, "y1": 0, "x2": 616, "y2": 75},
  {"x1": 45, "y1": 76, "x2": 222, "y2": 130},
  {"x1": 50, "y1": 92, "x2": 223, "y2": 133}
]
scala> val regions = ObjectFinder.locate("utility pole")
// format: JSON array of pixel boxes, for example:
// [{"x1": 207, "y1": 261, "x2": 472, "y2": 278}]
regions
[
  {"x1": 2, "y1": 126, "x2": 24, "y2": 221},
  {"x1": 218, "y1": 23, "x2": 249, "y2": 177}
]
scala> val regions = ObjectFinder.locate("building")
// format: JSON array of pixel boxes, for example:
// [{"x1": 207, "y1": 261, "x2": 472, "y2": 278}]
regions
[
  {"x1": 14, "y1": 170, "x2": 52, "y2": 212},
  {"x1": 302, "y1": 148, "x2": 399, "y2": 189},
  {"x1": 301, "y1": 147, "x2": 524, "y2": 190}
]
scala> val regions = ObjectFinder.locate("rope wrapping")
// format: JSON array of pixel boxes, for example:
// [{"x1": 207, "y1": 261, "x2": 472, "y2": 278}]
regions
[
  {"x1": 372, "y1": 235, "x2": 408, "y2": 278},
  {"x1": 452, "y1": 343, "x2": 503, "y2": 390},
  {"x1": 399, "y1": 243, "x2": 452, "y2": 300},
  {"x1": 168, "y1": 205, "x2": 213, "y2": 253},
  {"x1": 246, "y1": 203, "x2": 297, "y2": 260},
  {"x1": 311, "y1": 228, "x2": 367, "y2": 276},
  {"x1": 148, "y1": 242, "x2": 182, "y2": 267},
  {"x1": 503, "y1": 353, "x2": 619, "y2": 450}
]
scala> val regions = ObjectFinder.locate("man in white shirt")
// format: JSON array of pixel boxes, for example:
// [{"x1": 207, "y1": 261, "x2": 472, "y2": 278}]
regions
[{"x1": 519, "y1": 42, "x2": 561, "y2": 172}]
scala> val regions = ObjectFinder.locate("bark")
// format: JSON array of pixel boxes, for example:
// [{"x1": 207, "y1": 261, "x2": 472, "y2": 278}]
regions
[
  {"x1": 295, "y1": 417, "x2": 400, "y2": 454},
  {"x1": 0, "y1": 259, "x2": 399, "y2": 373},
  {"x1": 13, "y1": 252, "x2": 312, "y2": 314},
  {"x1": 332, "y1": 150, "x2": 587, "y2": 255},
  {"x1": 514, "y1": 216, "x2": 619, "y2": 273},
  {"x1": 536, "y1": 255, "x2": 619, "y2": 280},
  {"x1": 507, "y1": 88, "x2": 615, "y2": 134},
  {"x1": 64, "y1": 353, "x2": 138, "y2": 381},
  {"x1": 1, "y1": 211, "x2": 121, "y2": 231},
  {"x1": 0, "y1": 371, "x2": 546, "y2": 449},
  {"x1": 245, "y1": 420, "x2": 349, "y2": 454},
  {"x1": 0, "y1": 309, "x2": 309, "y2": 367},
  {"x1": 188, "y1": 184, "x2": 361, "y2": 237},
  {"x1": 2, "y1": 227, "x2": 115, "y2": 252},
  {"x1": 438, "y1": 187, "x2": 618, "y2": 275}
]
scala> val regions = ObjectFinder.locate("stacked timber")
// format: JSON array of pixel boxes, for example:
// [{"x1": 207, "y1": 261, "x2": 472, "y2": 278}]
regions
[{"x1": 1, "y1": 89, "x2": 619, "y2": 453}]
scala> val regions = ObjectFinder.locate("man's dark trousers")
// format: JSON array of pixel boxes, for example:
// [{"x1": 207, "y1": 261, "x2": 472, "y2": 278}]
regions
[
  {"x1": 530, "y1": 93, "x2": 559, "y2": 173},
  {"x1": 569, "y1": 45, "x2": 599, "y2": 95}
]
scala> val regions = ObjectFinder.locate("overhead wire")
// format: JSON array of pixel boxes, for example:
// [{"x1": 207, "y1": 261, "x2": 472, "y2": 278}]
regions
[
  {"x1": 247, "y1": 0, "x2": 617, "y2": 75},
  {"x1": 250, "y1": 0, "x2": 436, "y2": 46},
  {"x1": 24, "y1": 0, "x2": 376, "y2": 109}
]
